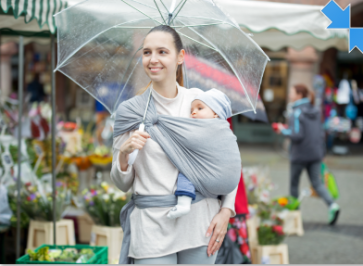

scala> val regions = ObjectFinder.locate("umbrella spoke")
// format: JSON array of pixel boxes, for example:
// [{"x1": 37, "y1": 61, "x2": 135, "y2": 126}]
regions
[
  {"x1": 169, "y1": 0, "x2": 187, "y2": 25},
  {"x1": 158, "y1": 0, "x2": 169, "y2": 14},
  {"x1": 176, "y1": 31, "x2": 218, "y2": 52},
  {"x1": 153, "y1": 0, "x2": 167, "y2": 24},
  {"x1": 120, "y1": 0, "x2": 164, "y2": 26}
]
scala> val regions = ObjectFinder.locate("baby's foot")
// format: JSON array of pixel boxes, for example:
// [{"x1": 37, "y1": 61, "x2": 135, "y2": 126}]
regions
[
  {"x1": 167, "y1": 204, "x2": 191, "y2": 219},
  {"x1": 167, "y1": 196, "x2": 192, "y2": 219}
]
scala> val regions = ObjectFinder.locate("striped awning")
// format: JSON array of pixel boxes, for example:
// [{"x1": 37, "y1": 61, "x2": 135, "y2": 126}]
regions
[{"x1": 0, "y1": 0, "x2": 67, "y2": 34}]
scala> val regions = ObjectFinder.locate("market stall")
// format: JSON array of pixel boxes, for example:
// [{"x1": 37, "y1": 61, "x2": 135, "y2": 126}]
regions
[{"x1": 0, "y1": 0, "x2": 67, "y2": 261}]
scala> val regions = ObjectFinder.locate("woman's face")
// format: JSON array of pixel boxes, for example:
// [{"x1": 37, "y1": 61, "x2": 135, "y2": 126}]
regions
[
  {"x1": 142, "y1": 31, "x2": 184, "y2": 83},
  {"x1": 289, "y1": 87, "x2": 302, "y2": 102}
]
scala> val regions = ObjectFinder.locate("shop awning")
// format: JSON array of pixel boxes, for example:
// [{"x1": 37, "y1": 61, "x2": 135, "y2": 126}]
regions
[
  {"x1": 0, "y1": 0, "x2": 67, "y2": 43},
  {"x1": 215, "y1": 0, "x2": 349, "y2": 51}
]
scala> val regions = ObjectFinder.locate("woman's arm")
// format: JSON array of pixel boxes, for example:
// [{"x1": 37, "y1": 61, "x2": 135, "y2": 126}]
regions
[{"x1": 110, "y1": 131, "x2": 150, "y2": 192}]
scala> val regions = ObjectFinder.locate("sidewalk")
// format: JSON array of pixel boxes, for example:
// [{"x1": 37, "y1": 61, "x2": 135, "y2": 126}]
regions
[{"x1": 239, "y1": 144, "x2": 363, "y2": 264}]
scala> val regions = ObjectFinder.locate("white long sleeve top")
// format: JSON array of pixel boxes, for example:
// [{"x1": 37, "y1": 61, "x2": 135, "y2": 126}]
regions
[{"x1": 111, "y1": 83, "x2": 237, "y2": 259}]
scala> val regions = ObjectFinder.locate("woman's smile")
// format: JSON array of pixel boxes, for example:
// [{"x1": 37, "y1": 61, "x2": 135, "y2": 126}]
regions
[{"x1": 149, "y1": 66, "x2": 163, "y2": 73}]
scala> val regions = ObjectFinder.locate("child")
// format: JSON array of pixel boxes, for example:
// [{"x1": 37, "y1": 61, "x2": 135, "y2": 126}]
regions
[{"x1": 167, "y1": 88, "x2": 232, "y2": 219}]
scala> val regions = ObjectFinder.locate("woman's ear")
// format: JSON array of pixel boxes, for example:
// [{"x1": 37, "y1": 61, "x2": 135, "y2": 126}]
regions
[{"x1": 177, "y1": 49, "x2": 185, "y2": 65}]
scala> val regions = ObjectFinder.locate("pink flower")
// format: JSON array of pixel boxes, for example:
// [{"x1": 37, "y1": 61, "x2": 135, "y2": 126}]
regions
[
  {"x1": 239, "y1": 227, "x2": 248, "y2": 239},
  {"x1": 227, "y1": 228, "x2": 237, "y2": 242}
]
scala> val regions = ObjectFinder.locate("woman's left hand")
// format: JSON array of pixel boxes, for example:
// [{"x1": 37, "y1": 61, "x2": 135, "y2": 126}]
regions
[{"x1": 206, "y1": 207, "x2": 232, "y2": 257}]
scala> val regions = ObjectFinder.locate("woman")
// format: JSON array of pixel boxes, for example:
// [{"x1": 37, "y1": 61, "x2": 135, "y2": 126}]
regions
[
  {"x1": 277, "y1": 84, "x2": 340, "y2": 225},
  {"x1": 111, "y1": 25, "x2": 237, "y2": 264}
]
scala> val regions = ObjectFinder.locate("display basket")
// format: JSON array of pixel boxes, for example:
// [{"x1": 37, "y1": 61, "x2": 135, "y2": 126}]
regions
[{"x1": 16, "y1": 244, "x2": 108, "y2": 264}]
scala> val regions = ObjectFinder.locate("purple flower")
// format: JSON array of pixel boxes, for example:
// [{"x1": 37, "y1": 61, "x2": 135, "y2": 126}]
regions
[
  {"x1": 89, "y1": 201, "x2": 94, "y2": 206},
  {"x1": 91, "y1": 190, "x2": 97, "y2": 196},
  {"x1": 56, "y1": 181, "x2": 63, "y2": 187},
  {"x1": 29, "y1": 194, "x2": 36, "y2": 201}
]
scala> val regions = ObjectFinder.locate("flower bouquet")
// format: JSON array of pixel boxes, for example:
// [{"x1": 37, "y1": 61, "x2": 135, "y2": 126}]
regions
[
  {"x1": 256, "y1": 202, "x2": 285, "y2": 245},
  {"x1": 257, "y1": 224, "x2": 285, "y2": 245},
  {"x1": 243, "y1": 166, "x2": 275, "y2": 205},
  {"x1": 82, "y1": 182, "x2": 130, "y2": 227},
  {"x1": 7, "y1": 179, "x2": 71, "y2": 222}
]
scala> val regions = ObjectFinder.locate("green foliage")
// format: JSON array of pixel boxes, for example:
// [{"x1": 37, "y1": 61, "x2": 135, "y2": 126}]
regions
[{"x1": 257, "y1": 225, "x2": 285, "y2": 245}]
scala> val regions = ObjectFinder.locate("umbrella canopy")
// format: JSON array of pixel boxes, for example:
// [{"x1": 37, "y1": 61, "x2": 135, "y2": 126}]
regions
[
  {"x1": 215, "y1": 0, "x2": 348, "y2": 51},
  {"x1": 55, "y1": 0, "x2": 270, "y2": 116}
]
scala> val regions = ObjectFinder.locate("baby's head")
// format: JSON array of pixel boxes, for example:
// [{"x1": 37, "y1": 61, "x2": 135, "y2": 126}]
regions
[{"x1": 191, "y1": 89, "x2": 232, "y2": 120}]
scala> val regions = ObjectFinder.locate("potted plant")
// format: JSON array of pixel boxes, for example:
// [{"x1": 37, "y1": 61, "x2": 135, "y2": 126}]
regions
[{"x1": 250, "y1": 202, "x2": 289, "y2": 264}]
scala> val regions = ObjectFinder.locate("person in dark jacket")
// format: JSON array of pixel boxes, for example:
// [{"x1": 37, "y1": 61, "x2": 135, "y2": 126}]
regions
[
  {"x1": 26, "y1": 73, "x2": 46, "y2": 103},
  {"x1": 277, "y1": 84, "x2": 340, "y2": 225}
]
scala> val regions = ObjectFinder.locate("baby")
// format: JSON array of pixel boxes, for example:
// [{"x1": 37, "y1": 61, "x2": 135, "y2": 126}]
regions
[{"x1": 167, "y1": 88, "x2": 232, "y2": 219}]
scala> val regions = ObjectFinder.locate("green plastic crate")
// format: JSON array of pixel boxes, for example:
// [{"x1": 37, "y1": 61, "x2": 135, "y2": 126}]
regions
[{"x1": 16, "y1": 244, "x2": 108, "y2": 264}]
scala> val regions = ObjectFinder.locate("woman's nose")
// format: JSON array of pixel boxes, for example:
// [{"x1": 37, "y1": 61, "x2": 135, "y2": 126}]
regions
[{"x1": 150, "y1": 53, "x2": 158, "y2": 63}]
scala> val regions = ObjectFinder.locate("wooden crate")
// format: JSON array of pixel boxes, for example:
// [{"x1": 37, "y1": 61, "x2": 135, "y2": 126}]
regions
[
  {"x1": 251, "y1": 244, "x2": 289, "y2": 264},
  {"x1": 246, "y1": 215, "x2": 259, "y2": 245},
  {"x1": 77, "y1": 213, "x2": 95, "y2": 243},
  {"x1": 26, "y1": 219, "x2": 75, "y2": 250},
  {"x1": 90, "y1": 225, "x2": 123, "y2": 263},
  {"x1": 283, "y1": 210, "x2": 304, "y2": 236}
]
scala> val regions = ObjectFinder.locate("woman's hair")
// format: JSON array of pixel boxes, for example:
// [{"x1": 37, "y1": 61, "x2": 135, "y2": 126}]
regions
[
  {"x1": 137, "y1": 25, "x2": 184, "y2": 95},
  {"x1": 293, "y1": 84, "x2": 315, "y2": 105}
]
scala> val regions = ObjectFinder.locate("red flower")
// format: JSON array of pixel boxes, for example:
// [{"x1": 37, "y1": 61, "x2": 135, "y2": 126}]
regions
[
  {"x1": 240, "y1": 242, "x2": 249, "y2": 255},
  {"x1": 27, "y1": 196, "x2": 31, "y2": 201},
  {"x1": 272, "y1": 225, "x2": 284, "y2": 235},
  {"x1": 229, "y1": 218, "x2": 235, "y2": 224},
  {"x1": 239, "y1": 227, "x2": 248, "y2": 239}
]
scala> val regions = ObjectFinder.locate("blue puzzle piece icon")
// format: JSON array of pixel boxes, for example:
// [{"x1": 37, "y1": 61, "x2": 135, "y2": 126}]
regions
[
  {"x1": 322, "y1": 0, "x2": 350, "y2": 29},
  {"x1": 350, "y1": 28, "x2": 363, "y2": 53}
]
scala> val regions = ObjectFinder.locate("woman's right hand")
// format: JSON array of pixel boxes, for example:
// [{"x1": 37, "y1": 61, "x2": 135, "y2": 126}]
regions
[{"x1": 119, "y1": 131, "x2": 150, "y2": 171}]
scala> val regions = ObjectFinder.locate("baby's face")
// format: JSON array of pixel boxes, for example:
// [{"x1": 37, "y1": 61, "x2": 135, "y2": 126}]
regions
[{"x1": 190, "y1": 100, "x2": 219, "y2": 119}]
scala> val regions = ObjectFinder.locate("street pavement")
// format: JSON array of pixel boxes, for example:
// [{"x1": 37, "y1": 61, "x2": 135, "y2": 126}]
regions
[{"x1": 239, "y1": 144, "x2": 363, "y2": 264}]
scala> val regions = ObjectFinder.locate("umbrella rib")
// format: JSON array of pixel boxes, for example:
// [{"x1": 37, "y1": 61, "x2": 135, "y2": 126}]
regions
[
  {"x1": 169, "y1": 0, "x2": 187, "y2": 25},
  {"x1": 179, "y1": 20, "x2": 256, "y2": 113},
  {"x1": 176, "y1": 31, "x2": 218, "y2": 52},
  {"x1": 120, "y1": 0, "x2": 164, "y2": 26},
  {"x1": 158, "y1": 0, "x2": 169, "y2": 13},
  {"x1": 153, "y1": 0, "x2": 167, "y2": 24},
  {"x1": 114, "y1": 22, "x2": 223, "y2": 29}
]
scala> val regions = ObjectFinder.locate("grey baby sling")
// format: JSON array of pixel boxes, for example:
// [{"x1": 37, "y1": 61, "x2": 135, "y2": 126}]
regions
[{"x1": 113, "y1": 88, "x2": 241, "y2": 198}]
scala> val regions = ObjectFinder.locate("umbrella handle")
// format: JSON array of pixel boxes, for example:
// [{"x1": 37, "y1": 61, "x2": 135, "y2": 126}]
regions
[{"x1": 127, "y1": 123, "x2": 145, "y2": 165}]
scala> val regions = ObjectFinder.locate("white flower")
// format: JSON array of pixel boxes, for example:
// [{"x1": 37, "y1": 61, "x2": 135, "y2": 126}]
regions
[{"x1": 102, "y1": 194, "x2": 110, "y2": 201}]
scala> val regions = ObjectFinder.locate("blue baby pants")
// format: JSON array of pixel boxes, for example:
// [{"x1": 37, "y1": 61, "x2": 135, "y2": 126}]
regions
[{"x1": 175, "y1": 172, "x2": 196, "y2": 200}]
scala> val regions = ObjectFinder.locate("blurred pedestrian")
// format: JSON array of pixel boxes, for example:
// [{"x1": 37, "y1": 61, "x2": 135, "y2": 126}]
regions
[
  {"x1": 26, "y1": 73, "x2": 46, "y2": 103},
  {"x1": 276, "y1": 84, "x2": 340, "y2": 225}
]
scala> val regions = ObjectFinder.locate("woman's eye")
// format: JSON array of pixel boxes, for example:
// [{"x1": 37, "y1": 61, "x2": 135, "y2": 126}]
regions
[
  {"x1": 198, "y1": 108, "x2": 203, "y2": 110},
  {"x1": 160, "y1": 50, "x2": 166, "y2": 54},
  {"x1": 143, "y1": 51, "x2": 150, "y2": 55}
]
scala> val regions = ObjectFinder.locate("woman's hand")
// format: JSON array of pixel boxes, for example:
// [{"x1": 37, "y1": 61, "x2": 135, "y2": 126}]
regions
[
  {"x1": 119, "y1": 131, "x2": 150, "y2": 171},
  {"x1": 206, "y1": 207, "x2": 233, "y2": 257}
]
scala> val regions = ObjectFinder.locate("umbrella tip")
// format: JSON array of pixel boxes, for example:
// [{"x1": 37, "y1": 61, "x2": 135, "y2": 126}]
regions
[{"x1": 168, "y1": 13, "x2": 173, "y2": 25}]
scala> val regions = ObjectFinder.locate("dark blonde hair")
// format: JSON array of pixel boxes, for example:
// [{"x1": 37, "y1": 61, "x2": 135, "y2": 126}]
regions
[
  {"x1": 293, "y1": 84, "x2": 315, "y2": 105},
  {"x1": 137, "y1": 25, "x2": 184, "y2": 95}
]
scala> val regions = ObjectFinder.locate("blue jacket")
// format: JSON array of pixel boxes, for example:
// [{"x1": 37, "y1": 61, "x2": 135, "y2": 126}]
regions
[{"x1": 281, "y1": 98, "x2": 325, "y2": 163}]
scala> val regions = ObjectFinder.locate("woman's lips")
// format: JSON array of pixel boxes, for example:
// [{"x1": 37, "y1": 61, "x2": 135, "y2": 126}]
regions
[{"x1": 149, "y1": 67, "x2": 163, "y2": 73}]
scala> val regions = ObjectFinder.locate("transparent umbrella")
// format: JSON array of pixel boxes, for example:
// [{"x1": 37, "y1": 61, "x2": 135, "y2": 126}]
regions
[{"x1": 54, "y1": 0, "x2": 269, "y2": 116}]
